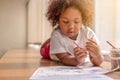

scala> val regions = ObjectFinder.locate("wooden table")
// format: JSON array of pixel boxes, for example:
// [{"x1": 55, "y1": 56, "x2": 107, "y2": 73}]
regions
[{"x1": 0, "y1": 49, "x2": 120, "y2": 80}]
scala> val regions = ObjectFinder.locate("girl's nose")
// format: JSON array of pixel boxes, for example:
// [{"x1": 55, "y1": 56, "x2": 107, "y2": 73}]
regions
[{"x1": 69, "y1": 23, "x2": 75, "y2": 28}]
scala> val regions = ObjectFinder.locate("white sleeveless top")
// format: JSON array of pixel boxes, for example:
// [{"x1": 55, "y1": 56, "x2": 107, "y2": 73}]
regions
[{"x1": 50, "y1": 26, "x2": 99, "y2": 62}]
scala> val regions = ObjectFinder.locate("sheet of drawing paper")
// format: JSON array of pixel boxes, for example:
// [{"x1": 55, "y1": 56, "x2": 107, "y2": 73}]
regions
[{"x1": 29, "y1": 66, "x2": 113, "y2": 80}]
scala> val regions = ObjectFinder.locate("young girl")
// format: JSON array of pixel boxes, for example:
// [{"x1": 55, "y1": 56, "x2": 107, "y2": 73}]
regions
[{"x1": 40, "y1": 0, "x2": 103, "y2": 66}]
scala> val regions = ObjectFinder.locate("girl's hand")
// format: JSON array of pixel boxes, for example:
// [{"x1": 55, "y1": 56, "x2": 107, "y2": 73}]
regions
[
  {"x1": 73, "y1": 47, "x2": 87, "y2": 65},
  {"x1": 86, "y1": 38, "x2": 100, "y2": 58},
  {"x1": 86, "y1": 38, "x2": 103, "y2": 66}
]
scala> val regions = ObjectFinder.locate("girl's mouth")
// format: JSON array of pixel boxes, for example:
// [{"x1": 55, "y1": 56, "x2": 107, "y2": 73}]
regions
[{"x1": 67, "y1": 31, "x2": 75, "y2": 35}]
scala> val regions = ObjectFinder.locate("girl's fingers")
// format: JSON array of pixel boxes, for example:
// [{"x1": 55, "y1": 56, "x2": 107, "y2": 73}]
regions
[
  {"x1": 86, "y1": 39, "x2": 98, "y2": 47},
  {"x1": 74, "y1": 49, "x2": 86, "y2": 54},
  {"x1": 86, "y1": 42, "x2": 97, "y2": 47},
  {"x1": 74, "y1": 47, "x2": 80, "y2": 52},
  {"x1": 86, "y1": 45, "x2": 95, "y2": 52},
  {"x1": 75, "y1": 51, "x2": 87, "y2": 57},
  {"x1": 86, "y1": 39, "x2": 100, "y2": 54},
  {"x1": 88, "y1": 38, "x2": 97, "y2": 44},
  {"x1": 76, "y1": 54, "x2": 87, "y2": 63},
  {"x1": 73, "y1": 47, "x2": 88, "y2": 63},
  {"x1": 74, "y1": 47, "x2": 86, "y2": 53}
]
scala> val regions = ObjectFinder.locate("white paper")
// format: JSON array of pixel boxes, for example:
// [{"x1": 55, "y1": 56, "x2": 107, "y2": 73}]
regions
[
  {"x1": 29, "y1": 66, "x2": 114, "y2": 80},
  {"x1": 30, "y1": 74, "x2": 113, "y2": 80}
]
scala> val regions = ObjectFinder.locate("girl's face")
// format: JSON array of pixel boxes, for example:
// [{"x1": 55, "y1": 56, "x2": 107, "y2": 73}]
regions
[{"x1": 59, "y1": 7, "x2": 82, "y2": 40}]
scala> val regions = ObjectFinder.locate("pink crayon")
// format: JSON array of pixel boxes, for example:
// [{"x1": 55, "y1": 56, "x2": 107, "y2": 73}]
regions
[
  {"x1": 73, "y1": 41, "x2": 84, "y2": 49},
  {"x1": 73, "y1": 41, "x2": 79, "y2": 47}
]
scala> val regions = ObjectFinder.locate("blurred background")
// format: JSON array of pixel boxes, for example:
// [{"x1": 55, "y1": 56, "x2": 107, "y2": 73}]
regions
[{"x1": 0, "y1": 0, "x2": 120, "y2": 58}]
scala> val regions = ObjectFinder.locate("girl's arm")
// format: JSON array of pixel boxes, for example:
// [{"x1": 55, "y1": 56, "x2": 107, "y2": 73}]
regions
[
  {"x1": 55, "y1": 47, "x2": 87, "y2": 66},
  {"x1": 55, "y1": 53, "x2": 79, "y2": 66},
  {"x1": 89, "y1": 52, "x2": 104, "y2": 66}
]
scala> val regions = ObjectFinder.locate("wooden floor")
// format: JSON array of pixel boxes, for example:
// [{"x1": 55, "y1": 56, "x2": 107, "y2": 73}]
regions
[{"x1": 0, "y1": 48, "x2": 120, "y2": 80}]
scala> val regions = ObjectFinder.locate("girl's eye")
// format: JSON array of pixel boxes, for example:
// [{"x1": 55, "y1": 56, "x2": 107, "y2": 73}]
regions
[
  {"x1": 74, "y1": 21, "x2": 80, "y2": 24},
  {"x1": 63, "y1": 21, "x2": 69, "y2": 24}
]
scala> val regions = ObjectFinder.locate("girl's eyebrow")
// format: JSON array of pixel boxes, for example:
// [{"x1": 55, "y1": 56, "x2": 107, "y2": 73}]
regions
[
  {"x1": 60, "y1": 17, "x2": 81, "y2": 20},
  {"x1": 75, "y1": 18, "x2": 81, "y2": 20},
  {"x1": 60, "y1": 17, "x2": 68, "y2": 19}
]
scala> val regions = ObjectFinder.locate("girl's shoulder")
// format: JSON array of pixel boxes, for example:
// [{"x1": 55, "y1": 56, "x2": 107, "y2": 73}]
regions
[
  {"x1": 51, "y1": 27, "x2": 63, "y2": 38},
  {"x1": 52, "y1": 27, "x2": 60, "y2": 32},
  {"x1": 51, "y1": 27, "x2": 60, "y2": 34}
]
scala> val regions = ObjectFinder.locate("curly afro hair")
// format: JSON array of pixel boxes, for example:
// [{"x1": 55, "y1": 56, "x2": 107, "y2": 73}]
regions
[{"x1": 46, "y1": 0, "x2": 94, "y2": 27}]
